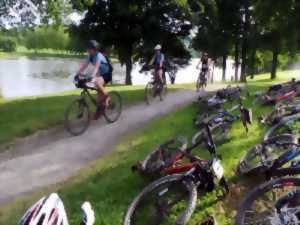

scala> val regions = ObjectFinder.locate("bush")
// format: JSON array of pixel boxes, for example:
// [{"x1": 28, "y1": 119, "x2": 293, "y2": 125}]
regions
[{"x1": 0, "y1": 37, "x2": 17, "y2": 52}]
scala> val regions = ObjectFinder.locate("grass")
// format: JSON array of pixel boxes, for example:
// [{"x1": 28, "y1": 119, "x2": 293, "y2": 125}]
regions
[
  {"x1": 0, "y1": 83, "x2": 204, "y2": 147},
  {"x1": 0, "y1": 71, "x2": 298, "y2": 224},
  {"x1": 0, "y1": 71, "x2": 291, "y2": 225}
]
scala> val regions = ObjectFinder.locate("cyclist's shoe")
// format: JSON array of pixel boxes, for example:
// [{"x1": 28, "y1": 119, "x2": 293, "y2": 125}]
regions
[
  {"x1": 197, "y1": 216, "x2": 217, "y2": 225},
  {"x1": 81, "y1": 201, "x2": 95, "y2": 225}
]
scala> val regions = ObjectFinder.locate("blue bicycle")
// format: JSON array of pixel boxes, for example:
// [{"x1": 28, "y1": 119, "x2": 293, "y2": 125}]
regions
[{"x1": 237, "y1": 134, "x2": 300, "y2": 178}]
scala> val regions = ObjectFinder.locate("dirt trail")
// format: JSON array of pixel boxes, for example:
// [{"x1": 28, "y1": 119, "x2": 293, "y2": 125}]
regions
[{"x1": 0, "y1": 87, "x2": 222, "y2": 205}]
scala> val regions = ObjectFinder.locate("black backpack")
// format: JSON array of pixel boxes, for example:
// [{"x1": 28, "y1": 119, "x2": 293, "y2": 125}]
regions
[{"x1": 104, "y1": 54, "x2": 114, "y2": 74}]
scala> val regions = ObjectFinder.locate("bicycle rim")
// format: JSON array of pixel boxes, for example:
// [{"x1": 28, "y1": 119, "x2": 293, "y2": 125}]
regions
[
  {"x1": 236, "y1": 177, "x2": 300, "y2": 225},
  {"x1": 145, "y1": 82, "x2": 156, "y2": 105},
  {"x1": 160, "y1": 85, "x2": 168, "y2": 101},
  {"x1": 124, "y1": 175, "x2": 197, "y2": 225},
  {"x1": 264, "y1": 114, "x2": 300, "y2": 140},
  {"x1": 104, "y1": 91, "x2": 122, "y2": 123},
  {"x1": 64, "y1": 99, "x2": 90, "y2": 136},
  {"x1": 238, "y1": 134, "x2": 298, "y2": 175}
]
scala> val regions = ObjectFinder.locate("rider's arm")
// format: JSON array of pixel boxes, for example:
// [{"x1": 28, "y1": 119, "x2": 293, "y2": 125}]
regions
[
  {"x1": 148, "y1": 54, "x2": 155, "y2": 66},
  {"x1": 196, "y1": 59, "x2": 202, "y2": 69},
  {"x1": 77, "y1": 61, "x2": 89, "y2": 75},
  {"x1": 91, "y1": 60, "x2": 101, "y2": 77}
]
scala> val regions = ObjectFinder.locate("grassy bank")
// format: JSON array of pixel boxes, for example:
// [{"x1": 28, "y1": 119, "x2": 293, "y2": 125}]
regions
[
  {"x1": 0, "y1": 74, "x2": 289, "y2": 224},
  {"x1": 0, "y1": 83, "x2": 206, "y2": 147}
]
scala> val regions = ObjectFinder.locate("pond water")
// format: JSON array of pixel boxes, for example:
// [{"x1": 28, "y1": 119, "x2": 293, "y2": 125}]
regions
[{"x1": 0, "y1": 57, "x2": 237, "y2": 98}]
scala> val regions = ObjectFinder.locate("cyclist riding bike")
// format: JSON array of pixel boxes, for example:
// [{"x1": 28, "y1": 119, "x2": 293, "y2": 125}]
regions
[
  {"x1": 148, "y1": 44, "x2": 165, "y2": 86},
  {"x1": 76, "y1": 40, "x2": 112, "y2": 120},
  {"x1": 18, "y1": 193, "x2": 95, "y2": 225},
  {"x1": 196, "y1": 52, "x2": 212, "y2": 88}
]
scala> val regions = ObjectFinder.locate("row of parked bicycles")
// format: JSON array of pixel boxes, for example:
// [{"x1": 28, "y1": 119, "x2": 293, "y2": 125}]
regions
[
  {"x1": 18, "y1": 78, "x2": 300, "y2": 225},
  {"x1": 123, "y1": 79, "x2": 300, "y2": 225}
]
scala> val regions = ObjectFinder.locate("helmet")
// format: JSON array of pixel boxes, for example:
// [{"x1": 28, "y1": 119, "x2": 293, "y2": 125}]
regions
[
  {"x1": 19, "y1": 193, "x2": 69, "y2": 225},
  {"x1": 87, "y1": 40, "x2": 99, "y2": 50},
  {"x1": 154, "y1": 44, "x2": 162, "y2": 50}
]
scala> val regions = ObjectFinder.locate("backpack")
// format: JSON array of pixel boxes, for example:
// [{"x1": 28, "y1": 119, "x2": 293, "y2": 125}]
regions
[{"x1": 103, "y1": 54, "x2": 114, "y2": 74}]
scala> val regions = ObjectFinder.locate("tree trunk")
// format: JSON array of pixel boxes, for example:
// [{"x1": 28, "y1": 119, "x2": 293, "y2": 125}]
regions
[
  {"x1": 234, "y1": 38, "x2": 239, "y2": 81},
  {"x1": 222, "y1": 54, "x2": 227, "y2": 81},
  {"x1": 271, "y1": 46, "x2": 279, "y2": 80},
  {"x1": 250, "y1": 49, "x2": 256, "y2": 79},
  {"x1": 240, "y1": 40, "x2": 247, "y2": 82},
  {"x1": 125, "y1": 58, "x2": 133, "y2": 85}
]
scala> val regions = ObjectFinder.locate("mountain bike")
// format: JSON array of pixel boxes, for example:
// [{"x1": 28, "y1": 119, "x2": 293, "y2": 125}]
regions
[
  {"x1": 193, "y1": 98, "x2": 252, "y2": 145},
  {"x1": 140, "y1": 65, "x2": 167, "y2": 105},
  {"x1": 253, "y1": 82, "x2": 298, "y2": 106},
  {"x1": 124, "y1": 124, "x2": 229, "y2": 225},
  {"x1": 264, "y1": 113, "x2": 300, "y2": 140},
  {"x1": 236, "y1": 177, "x2": 300, "y2": 225},
  {"x1": 237, "y1": 134, "x2": 300, "y2": 177},
  {"x1": 196, "y1": 68, "x2": 208, "y2": 92},
  {"x1": 64, "y1": 75, "x2": 122, "y2": 136},
  {"x1": 259, "y1": 101, "x2": 300, "y2": 125}
]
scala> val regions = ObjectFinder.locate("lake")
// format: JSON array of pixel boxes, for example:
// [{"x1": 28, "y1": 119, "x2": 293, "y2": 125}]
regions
[{"x1": 0, "y1": 57, "x2": 237, "y2": 98}]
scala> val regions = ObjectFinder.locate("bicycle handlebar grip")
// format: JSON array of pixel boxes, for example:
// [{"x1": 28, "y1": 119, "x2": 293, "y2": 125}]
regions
[{"x1": 81, "y1": 202, "x2": 95, "y2": 225}]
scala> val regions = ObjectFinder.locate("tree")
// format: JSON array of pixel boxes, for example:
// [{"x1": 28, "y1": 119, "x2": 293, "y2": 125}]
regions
[
  {"x1": 70, "y1": 0, "x2": 191, "y2": 85},
  {"x1": 253, "y1": 0, "x2": 300, "y2": 79}
]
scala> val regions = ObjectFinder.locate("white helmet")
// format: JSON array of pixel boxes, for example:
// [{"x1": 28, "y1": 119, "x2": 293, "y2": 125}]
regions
[
  {"x1": 18, "y1": 193, "x2": 69, "y2": 225},
  {"x1": 154, "y1": 44, "x2": 162, "y2": 50}
]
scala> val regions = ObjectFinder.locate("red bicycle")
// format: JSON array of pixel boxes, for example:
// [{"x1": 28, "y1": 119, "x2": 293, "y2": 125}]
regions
[{"x1": 125, "y1": 124, "x2": 228, "y2": 225}]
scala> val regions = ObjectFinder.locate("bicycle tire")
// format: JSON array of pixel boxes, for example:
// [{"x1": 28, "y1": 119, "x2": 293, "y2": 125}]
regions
[
  {"x1": 264, "y1": 113, "x2": 300, "y2": 140},
  {"x1": 196, "y1": 76, "x2": 201, "y2": 92},
  {"x1": 236, "y1": 177, "x2": 300, "y2": 225},
  {"x1": 135, "y1": 138, "x2": 187, "y2": 174},
  {"x1": 237, "y1": 134, "x2": 298, "y2": 176},
  {"x1": 145, "y1": 82, "x2": 156, "y2": 105},
  {"x1": 123, "y1": 174, "x2": 197, "y2": 225},
  {"x1": 64, "y1": 98, "x2": 90, "y2": 136},
  {"x1": 159, "y1": 84, "x2": 168, "y2": 101},
  {"x1": 104, "y1": 91, "x2": 122, "y2": 123}
]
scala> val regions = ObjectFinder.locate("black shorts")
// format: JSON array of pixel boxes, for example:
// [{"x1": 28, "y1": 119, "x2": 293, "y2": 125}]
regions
[{"x1": 101, "y1": 73, "x2": 112, "y2": 84}]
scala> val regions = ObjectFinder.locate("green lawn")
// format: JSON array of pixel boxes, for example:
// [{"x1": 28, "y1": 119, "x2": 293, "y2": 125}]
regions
[
  {"x1": 0, "y1": 83, "x2": 205, "y2": 147},
  {"x1": 0, "y1": 72, "x2": 291, "y2": 225},
  {"x1": 0, "y1": 71, "x2": 299, "y2": 224}
]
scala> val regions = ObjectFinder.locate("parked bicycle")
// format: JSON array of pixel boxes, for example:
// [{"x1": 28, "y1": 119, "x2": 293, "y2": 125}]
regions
[
  {"x1": 259, "y1": 101, "x2": 300, "y2": 125},
  {"x1": 236, "y1": 177, "x2": 300, "y2": 225},
  {"x1": 237, "y1": 134, "x2": 300, "y2": 178},
  {"x1": 19, "y1": 193, "x2": 95, "y2": 225},
  {"x1": 124, "y1": 124, "x2": 229, "y2": 225},
  {"x1": 193, "y1": 97, "x2": 252, "y2": 145},
  {"x1": 64, "y1": 75, "x2": 122, "y2": 136},
  {"x1": 140, "y1": 65, "x2": 168, "y2": 105}
]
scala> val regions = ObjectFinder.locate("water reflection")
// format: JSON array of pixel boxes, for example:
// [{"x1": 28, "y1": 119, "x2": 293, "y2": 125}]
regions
[{"x1": 0, "y1": 57, "x2": 235, "y2": 98}]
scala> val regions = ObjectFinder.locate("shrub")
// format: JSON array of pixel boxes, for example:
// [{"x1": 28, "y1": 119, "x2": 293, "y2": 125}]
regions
[{"x1": 0, "y1": 37, "x2": 17, "y2": 52}]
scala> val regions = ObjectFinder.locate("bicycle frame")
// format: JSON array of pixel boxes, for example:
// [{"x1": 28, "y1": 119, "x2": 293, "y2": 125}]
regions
[
  {"x1": 267, "y1": 147, "x2": 300, "y2": 178},
  {"x1": 80, "y1": 88, "x2": 98, "y2": 107}
]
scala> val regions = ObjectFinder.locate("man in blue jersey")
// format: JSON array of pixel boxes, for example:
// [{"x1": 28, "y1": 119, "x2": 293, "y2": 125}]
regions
[{"x1": 76, "y1": 40, "x2": 112, "y2": 119}]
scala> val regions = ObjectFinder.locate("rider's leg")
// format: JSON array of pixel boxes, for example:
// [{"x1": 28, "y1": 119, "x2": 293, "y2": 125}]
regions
[{"x1": 94, "y1": 77, "x2": 108, "y2": 106}]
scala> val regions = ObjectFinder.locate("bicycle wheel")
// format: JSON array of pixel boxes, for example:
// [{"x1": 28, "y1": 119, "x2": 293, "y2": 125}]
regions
[
  {"x1": 237, "y1": 134, "x2": 298, "y2": 176},
  {"x1": 134, "y1": 137, "x2": 188, "y2": 174},
  {"x1": 196, "y1": 76, "x2": 201, "y2": 92},
  {"x1": 145, "y1": 82, "x2": 156, "y2": 105},
  {"x1": 64, "y1": 98, "x2": 90, "y2": 136},
  {"x1": 123, "y1": 174, "x2": 197, "y2": 225},
  {"x1": 236, "y1": 177, "x2": 300, "y2": 225},
  {"x1": 159, "y1": 84, "x2": 168, "y2": 101},
  {"x1": 104, "y1": 91, "x2": 122, "y2": 123},
  {"x1": 264, "y1": 113, "x2": 300, "y2": 140}
]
